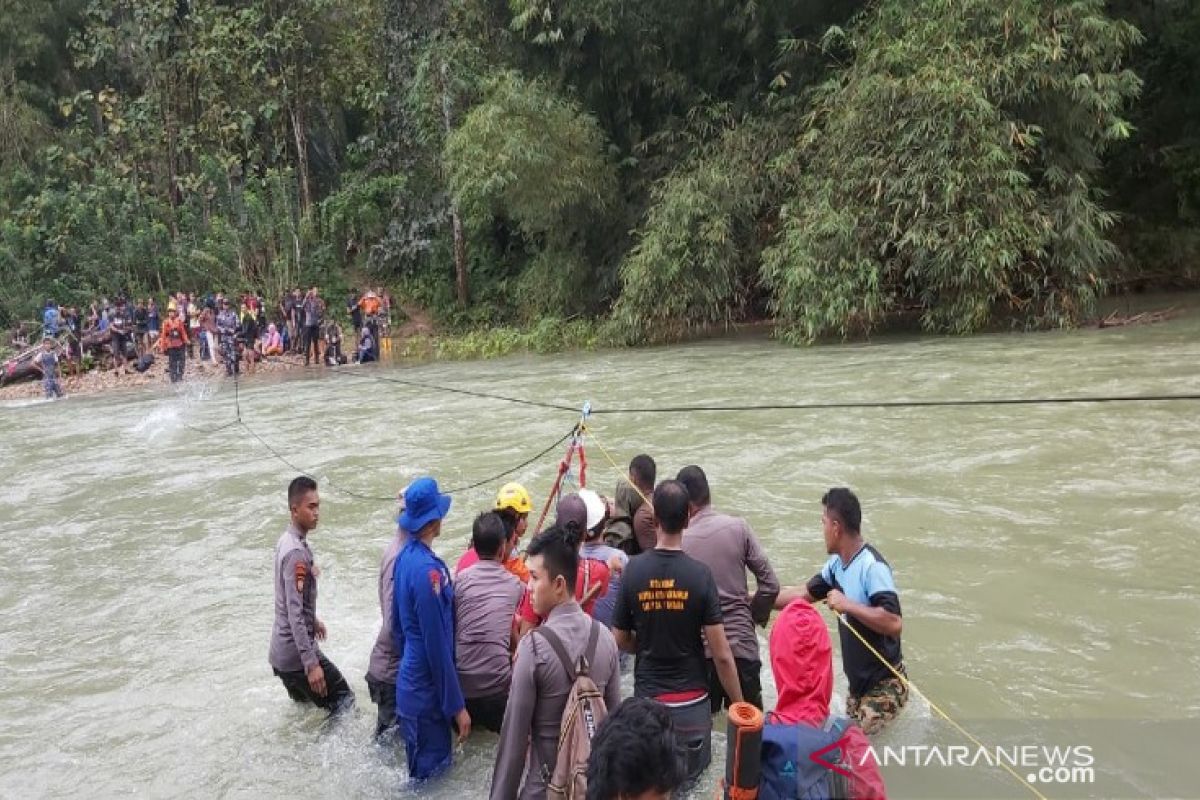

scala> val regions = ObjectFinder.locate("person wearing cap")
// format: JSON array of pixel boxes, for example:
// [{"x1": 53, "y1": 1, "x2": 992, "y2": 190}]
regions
[
  {"x1": 158, "y1": 306, "x2": 189, "y2": 383},
  {"x1": 514, "y1": 493, "x2": 612, "y2": 639},
  {"x1": 453, "y1": 512, "x2": 524, "y2": 733},
  {"x1": 676, "y1": 465, "x2": 779, "y2": 712},
  {"x1": 268, "y1": 476, "x2": 355, "y2": 715},
  {"x1": 763, "y1": 599, "x2": 886, "y2": 799},
  {"x1": 393, "y1": 477, "x2": 471, "y2": 780},
  {"x1": 455, "y1": 482, "x2": 533, "y2": 584}
]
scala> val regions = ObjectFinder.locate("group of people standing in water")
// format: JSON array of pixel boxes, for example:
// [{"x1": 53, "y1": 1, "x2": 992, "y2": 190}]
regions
[{"x1": 267, "y1": 455, "x2": 907, "y2": 799}]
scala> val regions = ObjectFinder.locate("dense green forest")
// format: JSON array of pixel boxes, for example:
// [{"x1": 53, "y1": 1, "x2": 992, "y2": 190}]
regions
[{"x1": 1, "y1": 0, "x2": 1197, "y2": 343}]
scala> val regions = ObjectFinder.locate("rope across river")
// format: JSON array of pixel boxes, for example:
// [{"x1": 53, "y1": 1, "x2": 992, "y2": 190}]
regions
[
  {"x1": 181, "y1": 362, "x2": 1200, "y2": 501},
  {"x1": 178, "y1": 364, "x2": 1195, "y2": 800}
]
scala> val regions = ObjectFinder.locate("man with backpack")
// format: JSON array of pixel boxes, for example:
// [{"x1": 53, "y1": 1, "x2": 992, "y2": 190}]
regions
[
  {"x1": 761, "y1": 598, "x2": 887, "y2": 799},
  {"x1": 490, "y1": 524, "x2": 622, "y2": 800},
  {"x1": 606, "y1": 454, "x2": 656, "y2": 554}
]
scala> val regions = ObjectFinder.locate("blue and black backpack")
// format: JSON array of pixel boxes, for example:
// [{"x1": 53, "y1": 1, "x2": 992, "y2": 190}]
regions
[{"x1": 759, "y1": 716, "x2": 853, "y2": 800}]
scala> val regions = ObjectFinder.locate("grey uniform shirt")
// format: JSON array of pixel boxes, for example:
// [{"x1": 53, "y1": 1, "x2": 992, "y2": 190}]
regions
[
  {"x1": 367, "y1": 531, "x2": 405, "y2": 684},
  {"x1": 490, "y1": 602, "x2": 622, "y2": 800},
  {"x1": 268, "y1": 524, "x2": 320, "y2": 673},
  {"x1": 681, "y1": 506, "x2": 780, "y2": 662},
  {"x1": 453, "y1": 560, "x2": 524, "y2": 698}
]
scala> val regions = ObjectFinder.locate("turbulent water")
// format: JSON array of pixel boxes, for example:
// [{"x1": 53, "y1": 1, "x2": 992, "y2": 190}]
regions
[{"x1": 2, "y1": 299, "x2": 1198, "y2": 799}]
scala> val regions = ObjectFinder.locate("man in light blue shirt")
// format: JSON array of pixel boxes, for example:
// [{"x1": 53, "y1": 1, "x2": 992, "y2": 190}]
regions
[{"x1": 795, "y1": 488, "x2": 907, "y2": 734}]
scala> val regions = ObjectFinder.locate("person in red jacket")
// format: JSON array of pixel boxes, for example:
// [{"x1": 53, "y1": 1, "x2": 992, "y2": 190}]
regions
[
  {"x1": 157, "y1": 306, "x2": 189, "y2": 383},
  {"x1": 768, "y1": 599, "x2": 888, "y2": 799}
]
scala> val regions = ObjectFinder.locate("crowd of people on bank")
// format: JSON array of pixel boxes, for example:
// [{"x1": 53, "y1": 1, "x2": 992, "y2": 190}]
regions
[
  {"x1": 269, "y1": 455, "x2": 906, "y2": 799},
  {"x1": 24, "y1": 287, "x2": 394, "y2": 397}
]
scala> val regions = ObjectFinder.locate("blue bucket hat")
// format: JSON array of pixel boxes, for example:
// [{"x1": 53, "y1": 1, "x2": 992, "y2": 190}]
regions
[{"x1": 399, "y1": 477, "x2": 451, "y2": 533}]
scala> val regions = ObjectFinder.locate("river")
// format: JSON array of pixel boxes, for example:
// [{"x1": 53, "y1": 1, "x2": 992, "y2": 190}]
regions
[{"x1": 1, "y1": 298, "x2": 1198, "y2": 799}]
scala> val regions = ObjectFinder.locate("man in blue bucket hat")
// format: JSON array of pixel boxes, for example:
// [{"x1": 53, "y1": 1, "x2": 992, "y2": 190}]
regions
[{"x1": 393, "y1": 477, "x2": 472, "y2": 780}]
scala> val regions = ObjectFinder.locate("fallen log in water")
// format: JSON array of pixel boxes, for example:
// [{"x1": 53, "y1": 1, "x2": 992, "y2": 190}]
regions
[{"x1": 1091, "y1": 307, "x2": 1181, "y2": 329}]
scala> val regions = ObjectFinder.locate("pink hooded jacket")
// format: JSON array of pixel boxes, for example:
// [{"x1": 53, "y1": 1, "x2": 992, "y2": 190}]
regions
[{"x1": 769, "y1": 600, "x2": 888, "y2": 799}]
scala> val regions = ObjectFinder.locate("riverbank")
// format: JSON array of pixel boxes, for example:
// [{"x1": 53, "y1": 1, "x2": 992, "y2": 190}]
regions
[
  {"x1": 4, "y1": 292, "x2": 1193, "y2": 402},
  {"x1": 0, "y1": 351, "x2": 311, "y2": 401}
]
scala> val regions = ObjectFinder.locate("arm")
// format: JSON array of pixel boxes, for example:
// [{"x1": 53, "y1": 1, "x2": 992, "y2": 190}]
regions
[
  {"x1": 613, "y1": 628, "x2": 636, "y2": 654},
  {"x1": 704, "y1": 624, "x2": 744, "y2": 704},
  {"x1": 611, "y1": 576, "x2": 637, "y2": 653},
  {"x1": 379, "y1": 552, "x2": 395, "y2": 647},
  {"x1": 281, "y1": 552, "x2": 323, "y2": 694},
  {"x1": 489, "y1": 639, "x2": 538, "y2": 800},
  {"x1": 829, "y1": 560, "x2": 903, "y2": 637},
  {"x1": 633, "y1": 505, "x2": 656, "y2": 553},
  {"x1": 773, "y1": 586, "x2": 815, "y2": 610},
  {"x1": 412, "y1": 569, "x2": 467, "y2": 721},
  {"x1": 776, "y1": 562, "x2": 833, "y2": 610},
  {"x1": 390, "y1": 560, "x2": 406, "y2": 666},
  {"x1": 744, "y1": 526, "x2": 780, "y2": 626},
  {"x1": 602, "y1": 640, "x2": 621, "y2": 711},
  {"x1": 828, "y1": 592, "x2": 902, "y2": 637}
]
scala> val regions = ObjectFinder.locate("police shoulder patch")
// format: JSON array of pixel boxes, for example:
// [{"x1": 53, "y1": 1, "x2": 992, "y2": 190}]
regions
[
  {"x1": 295, "y1": 560, "x2": 308, "y2": 593},
  {"x1": 429, "y1": 568, "x2": 442, "y2": 596}
]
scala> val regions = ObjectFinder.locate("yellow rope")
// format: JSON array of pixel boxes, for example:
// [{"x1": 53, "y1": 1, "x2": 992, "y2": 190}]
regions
[
  {"x1": 829, "y1": 606, "x2": 1048, "y2": 800},
  {"x1": 580, "y1": 423, "x2": 652, "y2": 508},
  {"x1": 583, "y1": 420, "x2": 1050, "y2": 800}
]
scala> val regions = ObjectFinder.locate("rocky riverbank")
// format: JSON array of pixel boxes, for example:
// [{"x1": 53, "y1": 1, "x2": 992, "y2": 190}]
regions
[{"x1": 0, "y1": 351, "x2": 311, "y2": 401}]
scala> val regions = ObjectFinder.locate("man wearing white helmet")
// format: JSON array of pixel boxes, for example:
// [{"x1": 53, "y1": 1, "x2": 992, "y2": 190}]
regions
[{"x1": 577, "y1": 488, "x2": 628, "y2": 630}]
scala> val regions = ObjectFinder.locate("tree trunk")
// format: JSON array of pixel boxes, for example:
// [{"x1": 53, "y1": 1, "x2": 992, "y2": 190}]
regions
[
  {"x1": 440, "y1": 62, "x2": 468, "y2": 307},
  {"x1": 291, "y1": 102, "x2": 312, "y2": 217}
]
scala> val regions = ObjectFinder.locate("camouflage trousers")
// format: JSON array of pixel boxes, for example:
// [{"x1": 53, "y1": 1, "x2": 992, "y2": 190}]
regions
[{"x1": 847, "y1": 665, "x2": 908, "y2": 735}]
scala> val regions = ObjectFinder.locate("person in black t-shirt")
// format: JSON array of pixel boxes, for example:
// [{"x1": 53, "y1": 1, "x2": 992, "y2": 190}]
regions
[{"x1": 612, "y1": 479, "x2": 743, "y2": 784}]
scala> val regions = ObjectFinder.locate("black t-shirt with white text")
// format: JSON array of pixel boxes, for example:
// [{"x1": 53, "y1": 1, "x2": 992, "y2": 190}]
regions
[{"x1": 612, "y1": 548, "x2": 723, "y2": 698}]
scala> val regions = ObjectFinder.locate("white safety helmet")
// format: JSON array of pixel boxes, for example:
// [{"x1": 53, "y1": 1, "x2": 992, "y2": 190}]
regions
[{"x1": 577, "y1": 488, "x2": 607, "y2": 533}]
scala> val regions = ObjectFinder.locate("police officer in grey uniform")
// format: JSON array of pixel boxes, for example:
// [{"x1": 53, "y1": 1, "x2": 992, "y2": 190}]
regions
[{"x1": 268, "y1": 476, "x2": 354, "y2": 713}]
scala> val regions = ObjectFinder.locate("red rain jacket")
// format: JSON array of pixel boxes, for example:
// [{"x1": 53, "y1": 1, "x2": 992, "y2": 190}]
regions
[{"x1": 769, "y1": 600, "x2": 888, "y2": 799}]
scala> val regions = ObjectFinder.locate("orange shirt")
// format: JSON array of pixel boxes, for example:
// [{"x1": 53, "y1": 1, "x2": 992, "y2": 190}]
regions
[
  {"x1": 504, "y1": 554, "x2": 530, "y2": 584},
  {"x1": 159, "y1": 317, "x2": 189, "y2": 350},
  {"x1": 359, "y1": 296, "x2": 382, "y2": 315}
]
